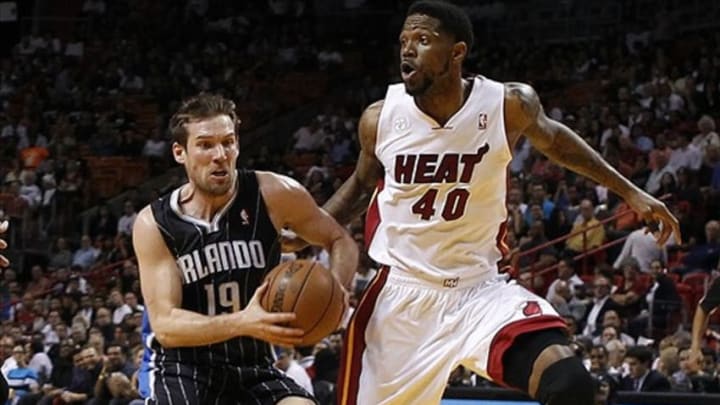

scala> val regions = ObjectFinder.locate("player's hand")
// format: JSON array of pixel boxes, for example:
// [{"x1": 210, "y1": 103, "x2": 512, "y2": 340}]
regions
[
  {"x1": 0, "y1": 220, "x2": 9, "y2": 267},
  {"x1": 688, "y1": 347, "x2": 704, "y2": 373},
  {"x1": 237, "y1": 282, "x2": 305, "y2": 347},
  {"x1": 624, "y1": 191, "x2": 681, "y2": 246}
]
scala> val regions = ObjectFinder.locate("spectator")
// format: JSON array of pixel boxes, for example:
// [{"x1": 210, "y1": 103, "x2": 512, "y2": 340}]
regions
[
  {"x1": 582, "y1": 275, "x2": 622, "y2": 337},
  {"x1": 692, "y1": 115, "x2": 720, "y2": 155},
  {"x1": 48, "y1": 238, "x2": 73, "y2": 269},
  {"x1": 621, "y1": 346, "x2": 671, "y2": 392},
  {"x1": 274, "y1": 348, "x2": 313, "y2": 396},
  {"x1": 112, "y1": 293, "x2": 143, "y2": 326},
  {"x1": 613, "y1": 226, "x2": 670, "y2": 273},
  {"x1": 645, "y1": 150, "x2": 676, "y2": 196},
  {"x1": 116, "y1": 201, "x2": 137, "y2": 237},
  {"x1": 565, "y1": 199, "x2": 605, "y2": 255},
  {"x1": 5, "y1": 345, "x2": 39, "y2": 405},
  {"x1": 89, "y1": 205, "x2": 118, "y2": 240},
  {"x1": 546, "y1": 258, "x2": 584, "y2": 302},
  {"x1": 72, "y1": 235, "x2": 100, "y2": 270},
  {"x1": 675, "y1": 220, "x2": 720, "y2": 275},
  {"x1": 593, "y1": 310, "x2": 635, "y2": 347}
]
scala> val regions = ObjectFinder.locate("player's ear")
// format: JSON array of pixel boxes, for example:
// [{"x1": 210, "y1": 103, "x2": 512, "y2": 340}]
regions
[
  {"x1": 452, "y1": 42, "x2": 467, "y2": 63},
  {"x1": 172, "y1": 142, "x2": 186, "y2": 164}
]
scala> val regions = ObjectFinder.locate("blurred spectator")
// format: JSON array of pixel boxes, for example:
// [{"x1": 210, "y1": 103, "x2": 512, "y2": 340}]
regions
[
  {"x1": 613, "y1": 226, "x2": 670, "y2": 273},
  {"x1": 621, "y1": 345, "x2": 671, "y2": 392},
  {"x1": 275, "y1": 347, "x2": 313, "y2": 396},
  {"x1": 72, "y1": 235, "x2": 100, "y2": 270},
  {"x1": 565, "y1": 199, "x2": 605, "y2": 255},
  {"x1": 582, "y1": 275, "x2": 622, "y2": 337},
  {"x1": 5, "y1": 345, "x2": 39, "y2": 405},
  {"x1": 116, "y1": 202, "x2": 137, "y2": 237}
]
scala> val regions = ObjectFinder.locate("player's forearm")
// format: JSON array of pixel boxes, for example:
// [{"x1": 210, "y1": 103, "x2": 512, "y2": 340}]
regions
[
  {"x1": 690, "y1": 306, "x2": 709, "y2": 351},
  {"x1": 323, "y1": 173, "x2": 374, "y2": 226},
  {"x1": 328, "y1": 233, "x2": 359, "y2": 291},
  {"x1": 542, "y1": 122, "x2": 637, "y2": 199},
  {"x1": 152, "y1": 308, "x2": 242, "y2": 348}
]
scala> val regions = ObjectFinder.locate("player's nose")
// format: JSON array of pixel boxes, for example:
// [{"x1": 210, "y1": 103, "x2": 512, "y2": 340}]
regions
[
  {"x1": 212, "y1": 144, "x2": 228, "y2": 161},
  {"x1": 401, "y1": 42, "x2": 416, "y2": 58}
]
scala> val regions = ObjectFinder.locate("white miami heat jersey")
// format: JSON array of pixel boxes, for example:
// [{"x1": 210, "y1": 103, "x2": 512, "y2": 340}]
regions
[{"x1": 367, "y1": 76, "x2": 511, "y2": 285}]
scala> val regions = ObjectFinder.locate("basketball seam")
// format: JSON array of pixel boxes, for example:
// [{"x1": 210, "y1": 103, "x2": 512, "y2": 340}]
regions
[
  {"x1": 262, "y1": 269, "x2": 279, "y2": 310},
  {"x1": 304, "y1": 268, "x2": 336, "y2": 341},
  {"x1": 291, "y1": 261, "x2": 317, "y2": 315}
]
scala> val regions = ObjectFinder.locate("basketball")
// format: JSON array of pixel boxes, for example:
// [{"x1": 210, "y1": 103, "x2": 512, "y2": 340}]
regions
[{"x1": 261, "y1": 259, "x2": 346, "y2": 346}]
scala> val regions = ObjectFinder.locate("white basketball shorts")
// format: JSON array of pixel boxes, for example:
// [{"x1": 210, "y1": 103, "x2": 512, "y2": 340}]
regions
[{"x1": 337, "y1": 267, "x2": 566, "y2": 405}]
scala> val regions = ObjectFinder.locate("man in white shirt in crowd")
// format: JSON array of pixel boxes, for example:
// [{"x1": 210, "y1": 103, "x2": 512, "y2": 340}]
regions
[
  {"x1": 613, "y1": 226, "x2": 672, "y2": 273},
  {"x1": 275, "y1": 348, "x2": 314, "y2": 396},
  {"x1": 116, "y1": 200, "x2": 137, "y2": 237}
]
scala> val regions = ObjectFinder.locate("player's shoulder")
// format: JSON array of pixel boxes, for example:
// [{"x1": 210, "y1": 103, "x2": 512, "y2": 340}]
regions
[
  {"x1": 256, "y1": 171, "x2": 304, "y2": 196},
  {"x1": 362, "y1": 100, "x2": 384, "y2": 121},
  {"x1": 502, "y1": 81, "x2": 542, "y2": 125},
  {"x1": 133, "y1": 205, "x2": 158, "y2": 233},
  {"x1": 503, "y1": 82, "x2": 539, "y2": 106}
]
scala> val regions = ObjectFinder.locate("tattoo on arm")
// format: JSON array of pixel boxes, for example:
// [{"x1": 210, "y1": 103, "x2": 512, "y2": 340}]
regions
[{"x1": 516, "y1": 84, "x2": 635, "y2": 198}]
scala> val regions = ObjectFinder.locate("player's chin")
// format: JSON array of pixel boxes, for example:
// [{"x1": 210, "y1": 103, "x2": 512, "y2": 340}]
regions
[
  {"x1": 403, "y1": 79, "x2": 428, "y2": 97},
  {"x1": 203, "y1": 180, "x2": 232, "y2": 196}
]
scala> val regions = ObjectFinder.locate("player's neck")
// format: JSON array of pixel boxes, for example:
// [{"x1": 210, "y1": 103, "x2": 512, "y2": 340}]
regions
[
  {"x1": 179, "y1": 180, "x2": 236, "y2": 222},
  {"x1": 414, "y1": 77, "x2": 469, "y2": 127}
]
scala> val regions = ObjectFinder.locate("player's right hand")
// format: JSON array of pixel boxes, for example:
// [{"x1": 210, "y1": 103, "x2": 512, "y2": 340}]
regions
[
  {"x1": 0, "y1": 221, "x2": 9, "y2": 267},
  {"x1": 237, "y1": 282, "x2": 304, "y2": 347}
]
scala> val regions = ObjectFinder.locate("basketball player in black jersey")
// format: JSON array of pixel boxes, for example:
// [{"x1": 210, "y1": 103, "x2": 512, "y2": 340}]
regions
[
  {"x1": 690, "y1": 273, "x2": 720, "y2": 372},
  {"x1": 0, "y1": 221, "x2": 8, "y2": 405},
  {"x1": 132, "y1": 94, "x2": 358, "y2": 405}
]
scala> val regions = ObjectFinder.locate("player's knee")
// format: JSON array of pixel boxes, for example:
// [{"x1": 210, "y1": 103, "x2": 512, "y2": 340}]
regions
[{"x1": 535, "y1": 356, "x2": 594, "y2": 405}]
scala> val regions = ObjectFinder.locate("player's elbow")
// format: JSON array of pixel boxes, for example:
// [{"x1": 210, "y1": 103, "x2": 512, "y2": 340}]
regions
[
  {"x1": 153, "y1": 329, "x2": 181, "y2": 349},
  {"x1": 149, "y1": 316, "x2": 182, "y2": 349}
]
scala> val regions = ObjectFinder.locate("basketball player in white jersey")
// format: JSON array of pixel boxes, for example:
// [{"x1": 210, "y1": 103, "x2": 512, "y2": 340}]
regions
[{"x1": 286, "y1": 1, "x2": 681, "y2": 404}]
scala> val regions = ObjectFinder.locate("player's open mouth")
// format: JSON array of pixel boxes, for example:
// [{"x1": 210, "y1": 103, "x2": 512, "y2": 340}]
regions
[
  {"x1": 210, "y1": 170, "x2": 228, "y2": 179},
  {"x1": 400, "y1": 61, "x2": 417, "y2": 80}
]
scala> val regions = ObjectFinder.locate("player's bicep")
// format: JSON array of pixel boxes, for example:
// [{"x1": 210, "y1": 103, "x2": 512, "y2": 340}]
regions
[
  {"x1": 132, "y1": 207, "x2": 182, "y2": 323},
  {"x1": 261, "y1": 173, "x2": 347, "y2": 249},
  {"x1": 504, "y1": 82, "x2": 559, "y2": 151}
]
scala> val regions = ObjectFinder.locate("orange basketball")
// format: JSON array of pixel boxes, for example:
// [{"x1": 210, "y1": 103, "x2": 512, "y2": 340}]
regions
[{"x1": 261, "y1": 260, "x2": 346, "y2": 346}]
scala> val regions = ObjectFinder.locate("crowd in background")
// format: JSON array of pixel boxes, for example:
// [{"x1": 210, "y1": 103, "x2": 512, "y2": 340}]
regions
[{"x1": 1, "y1": 1, "x2": 720, "y2": 405}]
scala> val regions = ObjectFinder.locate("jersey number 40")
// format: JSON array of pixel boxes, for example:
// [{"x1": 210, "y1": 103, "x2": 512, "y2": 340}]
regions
[{"x1": 411, "y1": 188, "x2": 469, "y2": 221}]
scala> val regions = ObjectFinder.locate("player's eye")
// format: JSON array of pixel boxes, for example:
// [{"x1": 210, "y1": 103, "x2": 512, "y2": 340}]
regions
[
  {"x1": 420, "y1": 35, "x2": 429, "y2": 45},
  {"x1": 198, "y1": 142, "x2": 211, "y2": 149},
  {"x1": 222, "y1": 139, "x2": 235, "y2": 148}
]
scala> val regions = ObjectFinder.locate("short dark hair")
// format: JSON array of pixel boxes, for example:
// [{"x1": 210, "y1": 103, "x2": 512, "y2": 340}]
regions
[
  {"x1": 625, "y1": 346, "x2": 653, "y2": 365},
  {"x1": 169, "y1": 93, "x2": 238, "y2": 146},
  {"x1": 407, "y1": 1, "x2": 473, "y2": 52}
]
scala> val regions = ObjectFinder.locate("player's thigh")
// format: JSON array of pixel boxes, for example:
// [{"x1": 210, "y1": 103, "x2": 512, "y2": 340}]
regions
[
  {"x1": 459, "y1": 281, "x2": 566, "y2": 384},
  {"x1": 342, "y1": 282, "x2": 457, "y2": 405},
  {"x1": 241, "y1": 366, "x2": 316, "y2": 405},
  {"x1": 146, "y1": 363, "x2": 208, "y2": 405}
]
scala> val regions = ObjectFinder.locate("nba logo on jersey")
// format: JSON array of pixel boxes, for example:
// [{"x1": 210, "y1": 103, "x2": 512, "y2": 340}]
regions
[
  {"x1": 478, "y1": 113, "x2": 488, "y2": 129},
  {"x1": 240, "y1": 209, "x2": 250, "y2": 225}
]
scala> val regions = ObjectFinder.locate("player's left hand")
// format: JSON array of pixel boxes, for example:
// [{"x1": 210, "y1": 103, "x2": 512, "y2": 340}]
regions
[
  {"x1": 624, "y1": 191, "x2": 681, "y2": 246},
  {"x1": 0, "y1": 220, "x2": 9, "y2": 267}
]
